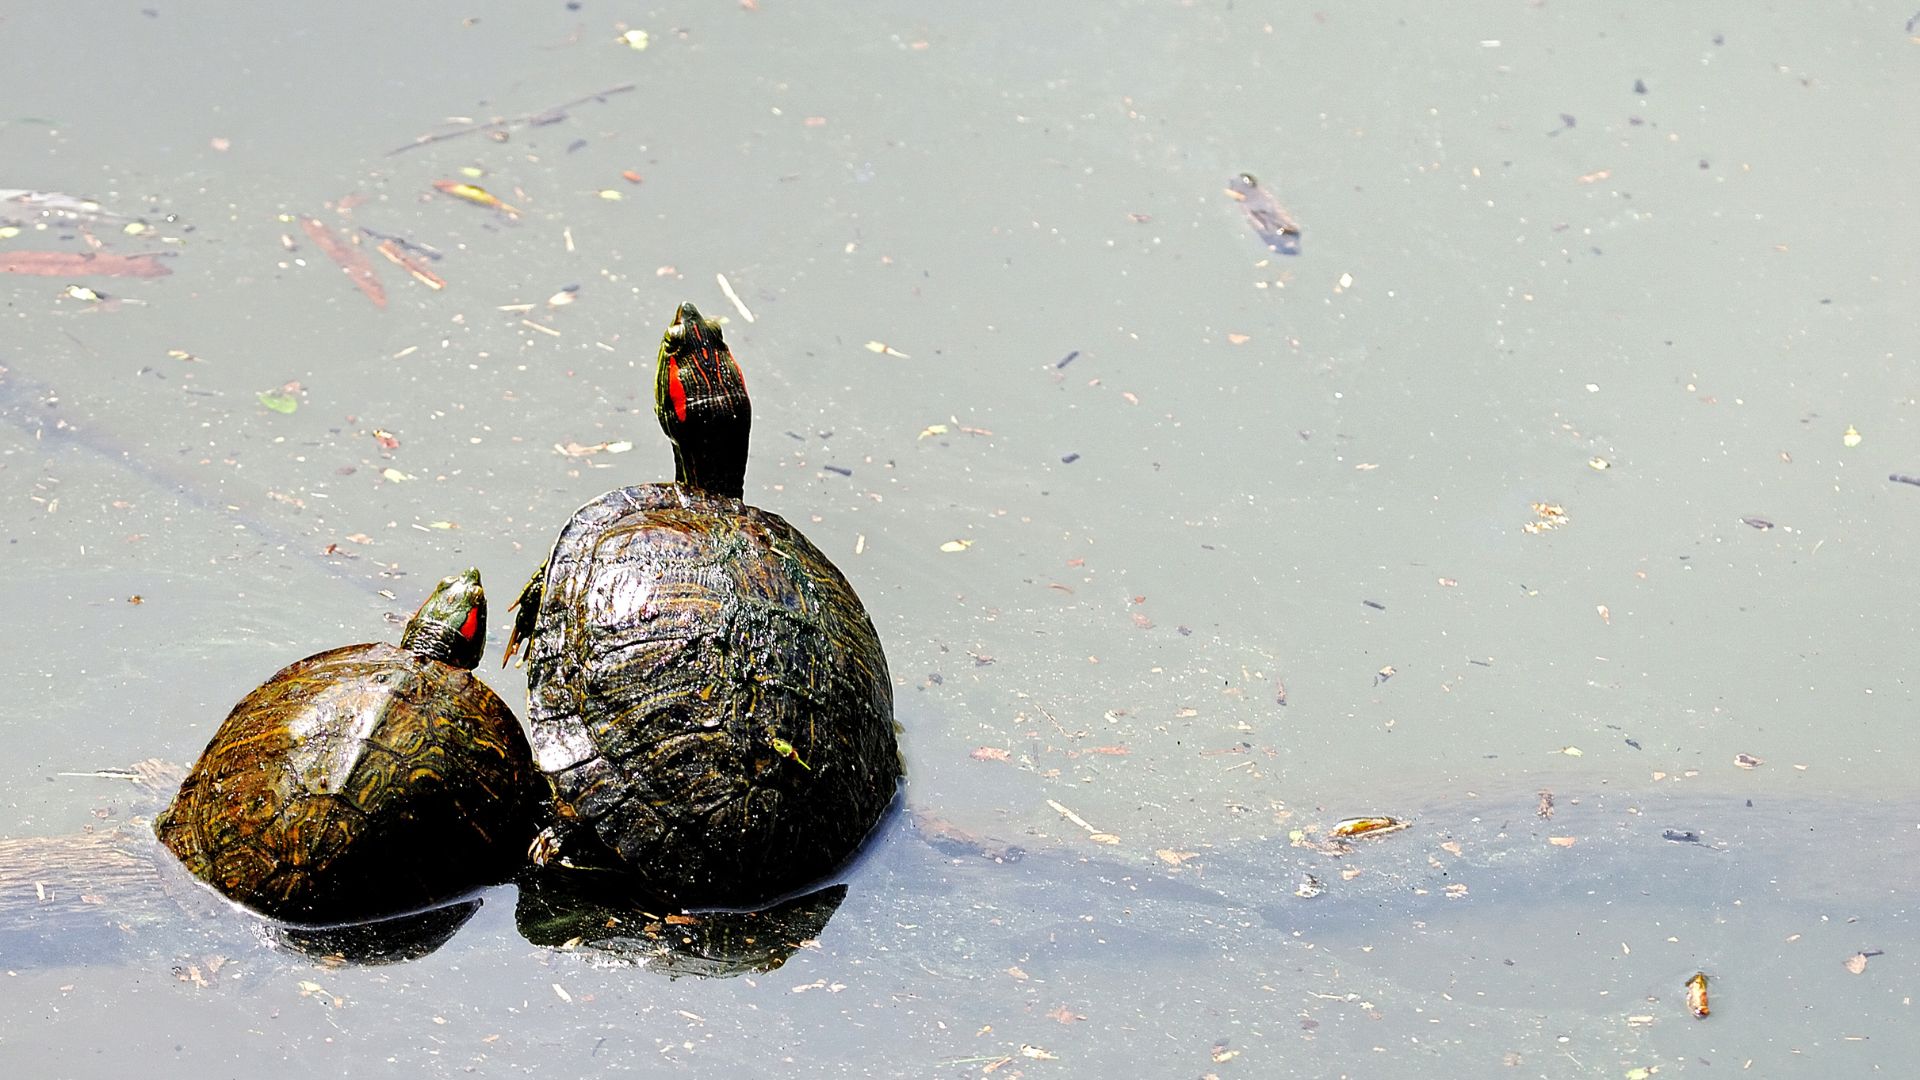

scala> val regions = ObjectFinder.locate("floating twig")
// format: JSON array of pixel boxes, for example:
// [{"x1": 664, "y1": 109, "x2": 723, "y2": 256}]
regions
[
  {"x1": 387, "y1": 84, "x2": 636, "y2": 156},
  {"x1": 0, "y1": 251, "x2": 172, "y2": 278},
  {"x1": 716, "y1": 272, "x2": 755, "y2": 322},
  {"x1": 300, "y1": 218, "x2": 387, "y2": 309}
]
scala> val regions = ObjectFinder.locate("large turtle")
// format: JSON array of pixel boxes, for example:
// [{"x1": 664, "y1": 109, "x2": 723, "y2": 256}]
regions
[
  {"x1": 155, "y1": 569, "x2": 538, "y2": 924},
  {"x1": 505, "y1": 302, "x2": 900, "y2": 908}
]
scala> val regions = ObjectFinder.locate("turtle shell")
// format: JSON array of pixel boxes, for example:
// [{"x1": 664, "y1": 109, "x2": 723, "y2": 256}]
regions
[
  {"x1": 523, "y1": 482, "x2": 899, "y2": 907},
  {"x1": 154, "y1": 642, "x2": 536, "y2": 924}
]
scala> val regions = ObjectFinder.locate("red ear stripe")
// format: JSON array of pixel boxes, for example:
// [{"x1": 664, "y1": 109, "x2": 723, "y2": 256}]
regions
[
  {"x1": 460, "y1": 606, "x2": 480, "y2": 640},
  {"x1": 667, "y1": 355, "x2": 689, "y2": 422}
]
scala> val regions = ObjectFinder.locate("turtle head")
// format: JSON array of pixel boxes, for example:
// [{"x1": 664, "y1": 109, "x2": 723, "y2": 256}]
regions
[
  {"x1": 655, "y1": 301, "x2": 751, "y2": 500},
  {"x1": 400, "y1": 567, "x2": 487, "y2": 669}
]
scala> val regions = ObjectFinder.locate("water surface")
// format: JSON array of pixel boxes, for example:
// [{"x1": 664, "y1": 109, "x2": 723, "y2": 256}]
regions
[{"x1": 3, "y1": 3, "x2": 1916, "y2": 1077}]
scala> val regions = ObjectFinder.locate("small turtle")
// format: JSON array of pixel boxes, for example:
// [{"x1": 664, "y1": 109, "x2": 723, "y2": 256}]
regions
[{"x1": 155, "y1": 569, "x2": 538, "y2": 924}]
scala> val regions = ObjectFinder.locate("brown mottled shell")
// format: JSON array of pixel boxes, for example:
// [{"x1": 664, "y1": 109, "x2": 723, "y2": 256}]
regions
[
  {"x1": 154, "y1": 643, "x2": 536, "y2": 924},
  {"x1": 524, "y1": 483, "x2": 898, "y2": 907}
]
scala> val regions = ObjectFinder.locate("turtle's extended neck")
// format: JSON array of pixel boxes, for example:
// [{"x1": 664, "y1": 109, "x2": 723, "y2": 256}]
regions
[
  {"x1": 400, "y1": 568, "x2": 487, "y2": 669},
  {"x1": 654, "y1": 301, "x2": 751, "y2": 500}
]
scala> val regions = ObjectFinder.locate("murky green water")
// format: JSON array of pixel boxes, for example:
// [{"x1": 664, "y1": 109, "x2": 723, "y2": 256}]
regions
[{"x1": 3, "y1": 2, "x2": 1916, "y2": 1076}]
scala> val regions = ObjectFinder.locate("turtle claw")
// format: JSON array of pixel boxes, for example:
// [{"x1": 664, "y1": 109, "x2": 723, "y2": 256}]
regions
[
  {"x1": 500, "y1": 564, "x2": 545, "y2": 668},
  {"x1": 527, "y1": 826, "x2": 563, "y2": 868}
]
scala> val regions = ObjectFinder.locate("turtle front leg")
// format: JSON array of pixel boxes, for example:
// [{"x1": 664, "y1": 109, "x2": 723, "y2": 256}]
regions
[{"x1": 499, "y1": 564, "x2": 545, "y2": 668}]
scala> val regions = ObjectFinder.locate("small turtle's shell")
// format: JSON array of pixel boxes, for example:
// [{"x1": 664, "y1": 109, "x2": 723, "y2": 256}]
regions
[
  {"x1": 155, "y1": 643, "x2": 536, "y2": 924},
  {"x1": 525, "y1": 483, "x2": 898, "y2": 907}
]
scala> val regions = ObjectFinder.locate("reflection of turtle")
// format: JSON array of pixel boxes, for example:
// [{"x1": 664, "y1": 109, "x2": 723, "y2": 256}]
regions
[
  {"x1": 0, "y1": 755, "x2": 846, "y2": 976},
  {"x1": 506, "y1": 302, "x2": 900, "y2": 908},
  {"x1": 156, "y1": 569, "x2": 538, "y2": 924},
  {"x1": 515, "y1": 874, "x2": 847, "y2": 978}
]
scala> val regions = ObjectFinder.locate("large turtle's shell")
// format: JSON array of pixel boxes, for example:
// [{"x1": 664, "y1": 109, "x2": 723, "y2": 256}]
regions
[
  {"x1": 523, "y1": 483, "x2": 899, "y2": 907},
  {"x1": 155, "y1": 643, "x2": 536, "y2": 924}
]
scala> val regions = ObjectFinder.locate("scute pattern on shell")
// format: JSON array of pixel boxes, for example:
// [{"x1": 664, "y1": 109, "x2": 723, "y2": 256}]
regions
[
  {"x1": 524, "y1": 483, "x2": 898, "y2": 907},
  {"x1": 155, "y1": 643, "x2": 536, "y2": 923}
]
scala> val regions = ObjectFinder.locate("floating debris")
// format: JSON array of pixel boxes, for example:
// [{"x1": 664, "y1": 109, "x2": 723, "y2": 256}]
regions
[
  {"x1": 432, "y1": 180, "x2": 521, "y2": 217},
  {"x1": 1226, "y1": 173, "x2": 1301, "y2": 255},
  {"x1": 1328, "y1": 816, "x2": 1410, "y2": 839},
  {"x1": 716, "y1": 272, "x2": 755, "y2": 322},
  {"x1": 300, "y1": 217, "x2": 386, "y2": 308},
  {"x1": 1523, "y1": 502, "x2": 1569, "y2": 534},
  {"x1": 1685, "y1": 972, "x2": 1710, "y2": 1018},
  {"x1": 1046, "y1": 798, "x2": 1118, "y2": 844},
  {"x1": 0, "y1": 251, "x2": 172, "y2": 278},
  {"x1": 388, "y1": 83, "x2": 635, "y2": 156},
  {"x1": 375, "y1": 241, "x2": 445, "y2": 291}
]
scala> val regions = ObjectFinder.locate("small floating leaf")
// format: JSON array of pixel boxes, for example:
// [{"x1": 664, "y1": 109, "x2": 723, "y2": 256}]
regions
[
  {"x1": 257, "y1": 390, "x2": 298, "y2": 414},
  {"x1": 1328, "y1": 816, "x2": 1410, "y2": 839},
  {"x1": 939, "y1": 539, "x2": 972, "y2": 553},
  {"x1": 1685, "y1": 972, "x2": 1709, "y2": 1018}
]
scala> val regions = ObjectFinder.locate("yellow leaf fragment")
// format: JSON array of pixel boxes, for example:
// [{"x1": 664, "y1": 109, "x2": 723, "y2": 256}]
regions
[
  {"x1": 864, "y1": 340, "x2": 911, "y2": 358},
  {"x1": 1844, "y1": 952, "x2": 1869, "y2": 974},
  {"x1": 1686, "y1": 972, "x2": 1709, "y2": 1017},
  {"x1": 1329, "y1": 816, "x2": 1410, "y2": 839},
  {"x1": 1843, "y1": 424, "x2": 1862, "y2": 448},
  {"x1": 1560, "y1": 745, "x2": 1583, "y2": 757},
  {"x1": 432, "y1": 180, "x2": 520, "y2": 217},
  {"x1": 618, "y1": 29, "x2": 650, "y2": 49},
  {"x1": 381, "y1": 467, "x2": 412, "y2": 483},
  {"x1": 1549, "y1": 836, "x2": 1578, "y2": 847},
  {"x1": 1523, "y1": 501, "x2": 1570, "y2": 534},
  {"x1": 938, "y1": 539, "x2": 972, "y2": 553}
]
